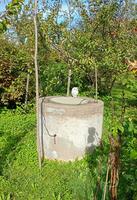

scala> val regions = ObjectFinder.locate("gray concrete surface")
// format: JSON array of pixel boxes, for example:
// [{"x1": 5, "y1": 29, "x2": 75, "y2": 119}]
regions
[{"x1": 39, "y1": 96, "x2": 104, "y2": 161}]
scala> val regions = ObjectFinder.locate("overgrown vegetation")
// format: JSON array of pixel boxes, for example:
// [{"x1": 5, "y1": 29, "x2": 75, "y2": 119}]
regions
[{"x1": 0, "y1": 0, "x2": 137, "y2": 199}]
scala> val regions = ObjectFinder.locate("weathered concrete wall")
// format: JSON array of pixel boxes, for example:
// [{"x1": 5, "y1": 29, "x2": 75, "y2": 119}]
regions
[{"x1": 39, "y1": 96, "x2": 104, "y2": 161}]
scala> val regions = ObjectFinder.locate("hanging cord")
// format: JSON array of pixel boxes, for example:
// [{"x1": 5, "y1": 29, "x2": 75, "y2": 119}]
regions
[{"x1": 41, "y1": 98, "x2": 57, "y2": 144}]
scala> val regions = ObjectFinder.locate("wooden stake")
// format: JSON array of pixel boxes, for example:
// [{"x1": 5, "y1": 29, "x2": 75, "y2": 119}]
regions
[
  {"x1": 95, "y1": 66, "x2": 98, "y2": 102},
  {"x1": 25, "y1": 73, "x2": 30, "y2": 105},
  {"x1": 67, "y1": 68, "x2": 71, "y2": 96},
  {"x1": 34, "y1": 0, "x2": 42, "y2": 168},
  {"x1": 66, "y1": 0, "x2": 72, "y2": 97},
  {"x1": 103, "y1": 161, "x2": 110, "y2": 200}
]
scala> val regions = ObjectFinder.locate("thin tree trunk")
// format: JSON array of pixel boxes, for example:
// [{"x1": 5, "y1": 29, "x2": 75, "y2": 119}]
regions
[
  {"x1": 25, "y1": 73, "x2": 30, "y2": 105},
  {"x1": 95, "y1": 66, "x2": 98, "y2": 102},
  {"x1": 66, "y1": 0, "x2": 72, "y2": 97},
  {"x1": 110, "y1": 151, "x2": 119, "y2": 200},
  {"x1": 34, "y1": 0, "x2": 42, "y2": 168},
  {"x1": 67, "y1": 68, "x2": 71, "y2": 96},
  {"x1": 109, "y1": 136, "x2": 120, "y2": 200}
]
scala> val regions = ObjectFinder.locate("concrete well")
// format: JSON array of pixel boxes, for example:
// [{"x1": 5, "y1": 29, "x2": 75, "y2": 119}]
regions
[{"x1": 39, "y1": 96, "x2": 104, "y2": 161}]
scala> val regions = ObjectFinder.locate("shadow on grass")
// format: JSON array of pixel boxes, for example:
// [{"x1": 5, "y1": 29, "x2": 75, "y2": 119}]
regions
[
  {"x1": 0, "y1": 131, "x2": 27, "y2": 175},
  {"x1": 0, "y1": 119, "x2": 35, "y2": 176}
]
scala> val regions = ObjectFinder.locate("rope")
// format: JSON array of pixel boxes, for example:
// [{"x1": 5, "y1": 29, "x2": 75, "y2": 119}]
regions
[{"x1": 41, "y1": 98, "x2": 57, "y2": 144}]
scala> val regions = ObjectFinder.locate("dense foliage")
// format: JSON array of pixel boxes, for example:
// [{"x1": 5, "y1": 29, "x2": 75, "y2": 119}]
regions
[{"x1": 0, "y1": 0, "x2": 137, "y2": 104}]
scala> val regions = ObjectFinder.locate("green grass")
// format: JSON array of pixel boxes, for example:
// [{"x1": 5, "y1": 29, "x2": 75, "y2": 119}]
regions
[{"x1": 0, "y1": 108, "x2": 105, "y2": 200}]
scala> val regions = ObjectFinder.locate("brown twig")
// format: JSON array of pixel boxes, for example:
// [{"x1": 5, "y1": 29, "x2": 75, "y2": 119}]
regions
[{"x1": 103, "y1": 159, "x2": 110, "y2": 200}]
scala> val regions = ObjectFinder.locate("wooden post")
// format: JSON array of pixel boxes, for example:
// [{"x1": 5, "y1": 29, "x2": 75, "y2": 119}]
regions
[
  {"x1": 95, "y1": 66, "x2": 98, "y2": 102},
  {"x1": 66, "y1": 0, "x2": 72, "y2": 97},
  {"x1": 34, "y1": 0, "x2": 42, "y2": 168},
  {"x1": 67, "y1": 68, "x2": 71, "y2": 96},
  {"x1": 25, "y1": 73, "x2": 30, "y2": 105}
]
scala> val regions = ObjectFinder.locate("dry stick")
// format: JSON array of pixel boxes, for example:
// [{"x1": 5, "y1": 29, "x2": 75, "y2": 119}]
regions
[
  {"x1": 102, "y1": 161, "x2": 110, "y2": 200},
  {"x1": 95, "y1": 66, "x2": 98, "y2": 102},
  {"x1": 66, "y1": 0, "x2": 72, "y2": 96},
  {"x1": 25, "y1": 73, "x2": 30, "y2": 105},
  {"x1": 67, "y1": 68, "x2": 71, "y2": 96},
  {"x1": 93, "y1": 158, "x2": 102, "y2": 200},
  {"x1": 34, "y1": 0, "x2": 42, "y2": 168}
]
